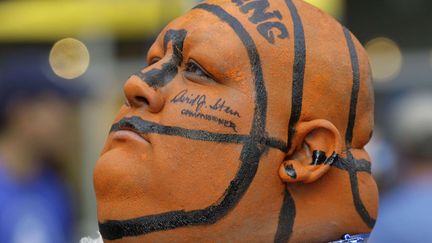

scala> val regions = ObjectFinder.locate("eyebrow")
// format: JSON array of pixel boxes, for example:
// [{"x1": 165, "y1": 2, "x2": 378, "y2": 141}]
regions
[
  {"x1": 133, "y1": 29, "x2": 187, "y2": 88},
  {"x1": 163, "y1": 29, "x2": 187, "y2": 60}
]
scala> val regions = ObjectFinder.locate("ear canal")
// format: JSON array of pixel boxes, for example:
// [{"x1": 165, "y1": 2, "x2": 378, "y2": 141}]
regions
[{"x1": 310, "y1": 150, "x2": 327, "y2": 165}]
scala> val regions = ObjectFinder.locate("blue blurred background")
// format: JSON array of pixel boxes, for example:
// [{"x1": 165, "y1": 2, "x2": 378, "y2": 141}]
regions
[{"x1": 0, "y1": 0, "x2": 430, "y2": 242}]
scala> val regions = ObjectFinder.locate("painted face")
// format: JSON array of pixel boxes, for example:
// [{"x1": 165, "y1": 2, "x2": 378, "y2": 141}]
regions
[
  {"x1": 94, "y1": 0, "x2": 378, "y2": 242},
  {"x1": 94, "y1": 2, "x2": 288, "y2": 240}
]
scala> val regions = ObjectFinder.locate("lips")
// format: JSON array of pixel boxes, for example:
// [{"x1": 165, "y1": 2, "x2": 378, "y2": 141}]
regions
[{"x1": 111, "y1": 117, "x2": 151, "y2": 144}]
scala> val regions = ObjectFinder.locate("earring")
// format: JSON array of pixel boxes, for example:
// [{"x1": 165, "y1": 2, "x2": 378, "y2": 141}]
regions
[
  {"x1": 284, "y1": 163, "x2": 297, "y2": 179},
  {"x1": 310, "y1": 150, "x2": 327, "y2": 165},
  {"x1": 324, "y1": 152, "x2": 338, "y2": 165},
  {"x1": 310, "y1": 150, "x2": 338, "y2": 166}
]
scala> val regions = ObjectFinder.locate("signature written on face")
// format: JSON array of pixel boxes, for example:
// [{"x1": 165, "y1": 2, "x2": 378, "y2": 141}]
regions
[
  {"x1": 181, "y1": 109, "x2": 237, "y2": 132},
  {"x1": 170, "y1": 89, "x2": 241, "y2": 118},
  {"x1": 170, "y1": 89, "x2": 241, "y2": 132}
]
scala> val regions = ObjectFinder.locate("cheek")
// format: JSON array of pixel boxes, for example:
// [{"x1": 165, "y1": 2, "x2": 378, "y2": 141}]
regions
[
  {"x1": 150, "y1": 136, "x2": 243, "y2": 209},
  {"x1": 161, "y1": 83, "x2": 254, "y2": 134}
]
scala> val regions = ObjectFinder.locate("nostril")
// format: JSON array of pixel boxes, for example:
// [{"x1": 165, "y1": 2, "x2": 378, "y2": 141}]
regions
[
  {"x1": 135, "y1": 96, "x2": 149, "y2": 106},
  {"x1": 123, "y1": 76, "x2": 164, "y2": 112}
]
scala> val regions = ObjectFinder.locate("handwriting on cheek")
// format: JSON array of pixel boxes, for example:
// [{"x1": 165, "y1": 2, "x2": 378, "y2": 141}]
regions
[
  {"x1": 170, "y1": 89, "x2": 241, "y2": 132},
  {"x1": 181, "y1": 109, "x2": 238, "y2": 132},
  {"x1": 170, "y1": 89, "x2": 241, "y2": 118}
]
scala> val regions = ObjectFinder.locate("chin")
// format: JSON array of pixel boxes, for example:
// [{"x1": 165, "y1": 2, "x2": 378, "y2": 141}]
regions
[
  {"x1": 94, "y1": 131, "x2": 154, "y2": 197},
  {"x1": 94, "y1": 148, "x2": 148, "y2": 202},
  {"x1": 94, "y1": 147, "x2": 174, "y2": 222}
]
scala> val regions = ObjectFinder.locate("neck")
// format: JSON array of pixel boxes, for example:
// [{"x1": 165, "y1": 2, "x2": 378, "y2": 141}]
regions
[
  {"x1": 289, "y1": 168, "x2": 376, "y2": 242},
  {"x1": 0, "y1": 131, "x2": 42, "y2": 180}
]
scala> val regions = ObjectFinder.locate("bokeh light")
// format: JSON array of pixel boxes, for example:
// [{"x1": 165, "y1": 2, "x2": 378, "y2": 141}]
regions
[
  {"x1": 49, "y1": 38, "x2": 90, "y2": 80},
  {"x1": 365, "y1": 37, "x2": 402, "y2": 82},
  {"x1": 304, "y1": 0, "x2": 344, "y2": 18}
]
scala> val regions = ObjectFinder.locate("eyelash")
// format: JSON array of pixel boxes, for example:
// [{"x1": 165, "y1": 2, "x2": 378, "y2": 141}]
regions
[
  {"x1": 184, "y1": 60, "x2": 214, "y2": 82},
  {"x1": 148, "y1": 56, "x2": 215, "y2": 83},
  {"x1": 149, "y1": 57, "x2": 160, "y2": 65}
]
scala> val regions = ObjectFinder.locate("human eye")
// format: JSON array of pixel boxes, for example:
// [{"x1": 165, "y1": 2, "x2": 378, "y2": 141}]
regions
[
  {"x1": 184, "y1": 59, "x2": 216, "y2": 84},
  {"x1": 148, "y1": 57, "x2": 161, "y2": 65}
]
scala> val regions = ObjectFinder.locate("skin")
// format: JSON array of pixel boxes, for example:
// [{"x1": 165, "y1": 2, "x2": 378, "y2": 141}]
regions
[{"x1": 94, "y1": 0, "x2": 378, "y2": 242}]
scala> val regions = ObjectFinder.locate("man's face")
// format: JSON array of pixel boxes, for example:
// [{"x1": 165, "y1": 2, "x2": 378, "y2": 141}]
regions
[{"x1": 94, "y1": 1, "x2": 288, "y2": 241}]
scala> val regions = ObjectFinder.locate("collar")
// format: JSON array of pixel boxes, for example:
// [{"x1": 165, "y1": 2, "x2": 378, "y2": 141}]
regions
[
  {"x1": 328, "y1": 233, "x2": 370, "y2": 243},
  {"x1": 82, "y1": 232, "x2": 369, "y2": 242}
]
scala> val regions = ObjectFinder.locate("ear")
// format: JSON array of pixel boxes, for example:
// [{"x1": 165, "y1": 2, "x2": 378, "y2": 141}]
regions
[{"x1": 279, "y1": 119, "x2": 342, "y2": 184}]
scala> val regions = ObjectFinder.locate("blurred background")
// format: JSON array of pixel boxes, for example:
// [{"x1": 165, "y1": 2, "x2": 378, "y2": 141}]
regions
[{"x1": 0, "y1": 0, "x2": 430, "y2": 242}]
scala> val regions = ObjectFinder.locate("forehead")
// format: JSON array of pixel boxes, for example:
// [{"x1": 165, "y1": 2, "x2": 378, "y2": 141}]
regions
[
  {"x1": 154, "y1": 6, "x2": 256, "y2": 90},
  {"x1": 159, "y1": 7, "x2": 249, "y2": 59}
]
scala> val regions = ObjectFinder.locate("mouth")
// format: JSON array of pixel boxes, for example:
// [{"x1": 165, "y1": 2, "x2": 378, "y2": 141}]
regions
[{"x1": 111, "y1": 117, "x2": 151, "y2": 144}]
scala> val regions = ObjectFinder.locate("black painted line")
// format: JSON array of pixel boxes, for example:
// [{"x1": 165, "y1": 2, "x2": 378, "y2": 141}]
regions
[
  {"x1": 265, "y1": 137, "x2": 289, "y2": 153},
  {"x1": 342, "y1": 27, "x2": 375, "y2": 228},
  {"x1": 100, "y1": 3, "x2": 269, "y2": 240},
  {"x1": 348, "y1": 170, "x2": 376, "y2": 228},
  {"x1": 343, "y1": 27, "x2": 360, "y2": 147},
  {"x1": 110, "y1": 117, "x2": 288, "y2": 152},
  {"x1": 332, "y1": 156, "x2": 371, "y2": 174},
  {"x1": 163, "y1": 29, "x2": 187, "y2": 55},
  {"x1": 285, "y1": 0, "x2": 306, "y2": 151},
  {"x1": 327, "y1": 153, "x2": 375, "y2": 227},
  {"x1": 134, "y1": 29, "x2": 187, "y2": 88},
  {"x1": 110, "y1": 117, "x2": 249, "y2": 144},
  {"x1": 274, "y1": 188, "x2": 296, "y2": 243},
  {"x1": 344, "y1": 151, "x2": 376, "y2": 228},
  {"x1": 274, "y1": 0, "x2": 305, "y2": 241}
]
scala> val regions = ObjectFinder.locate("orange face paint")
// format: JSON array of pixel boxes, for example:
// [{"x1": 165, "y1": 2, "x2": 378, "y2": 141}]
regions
[{"x1": 94, "y1": 1, "x2": 378, "y2": 242}]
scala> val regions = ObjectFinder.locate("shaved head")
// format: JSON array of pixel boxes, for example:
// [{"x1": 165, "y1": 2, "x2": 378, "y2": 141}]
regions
[{"x1": 94, "y1": 1, "x2": 377, "y2": 242}]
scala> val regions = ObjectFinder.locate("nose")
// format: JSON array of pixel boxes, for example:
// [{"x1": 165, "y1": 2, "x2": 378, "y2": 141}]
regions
[{"x1": 123, "y1": 75, "x2": 164, "y2": 113}]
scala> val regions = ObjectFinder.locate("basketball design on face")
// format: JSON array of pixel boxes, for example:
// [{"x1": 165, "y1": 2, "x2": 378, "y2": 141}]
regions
[{"x1": 93, "y1": 0, "x2": 378, "y2": 242}]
